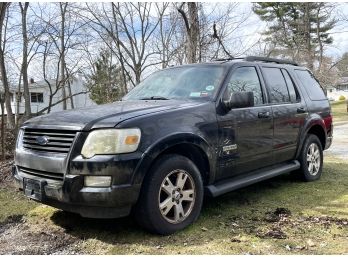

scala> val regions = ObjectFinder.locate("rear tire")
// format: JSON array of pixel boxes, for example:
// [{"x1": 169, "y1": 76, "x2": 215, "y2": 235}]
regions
[
  {"x1": 298, "y1": 134, "x2": 323, "y2": 181},
  {"x1": 134, "y1": 154, "x2": 204, "y2": 235}
]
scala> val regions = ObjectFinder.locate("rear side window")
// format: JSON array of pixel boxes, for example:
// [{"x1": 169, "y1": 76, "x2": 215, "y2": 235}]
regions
[
  {"x1": 294, "y1": 70, "x2": 326, "y2": 100},
  {"x1": 262, "y1": 67, "x2": 290, "y2": 103}
]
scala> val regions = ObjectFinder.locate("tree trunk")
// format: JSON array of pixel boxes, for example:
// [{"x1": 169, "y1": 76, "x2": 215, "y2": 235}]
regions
[
  {"x1": 188, "y1": 2, "x2": 199, "y2": 64},
  {"x1": 15, "y1": 74, "x2": 22, "y2": 125},
  {"x1": 60, "y1": 3, "x2": 67, "y2": 110},
  {"x1": 178, "y1": 3, "x2": 200, "y2": 64},
  {"x1": 19, "y1": 2, "x2": 31, "y2": 119},
  {"x1": 0, "y1": 97, "x2": 5, "y2": 160},
  {"x1": 316, "y1": 4, "x2": 324, "y2": 71},
  {"x1": 65, "y1": 65, "x2": 74, "y2": 109},
  {"x1": 304, "y1": 3, "x2": 314, "y2": 70},
  {"x1": 0, "y1": 3, "x2": 14, "y2": 129}
]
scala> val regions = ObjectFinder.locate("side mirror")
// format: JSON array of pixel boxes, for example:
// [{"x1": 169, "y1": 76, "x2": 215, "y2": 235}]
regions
[{"x1": 224, "y1": 91, "x2": 254, "y2": 110}]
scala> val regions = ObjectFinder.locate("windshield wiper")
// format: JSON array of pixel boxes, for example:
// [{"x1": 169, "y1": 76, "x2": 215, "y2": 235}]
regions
[{"x1": 140, "y1": 96, "x2": 169, "y2": 100}]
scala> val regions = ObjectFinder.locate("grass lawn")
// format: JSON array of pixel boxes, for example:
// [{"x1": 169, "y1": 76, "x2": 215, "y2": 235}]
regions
[
  {"x1": 331, "y1": 100, "x2": 348, "y2": 123},
  {"x1": 1, "y1": 155, "x2": 347, "y2": 254}
]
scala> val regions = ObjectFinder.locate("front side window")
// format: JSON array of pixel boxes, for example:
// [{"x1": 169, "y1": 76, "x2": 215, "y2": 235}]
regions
[
  {"x1": 262, "y1": 67, "x2": 290, "y2": 103},
  {"x1": 224, "y1": 66, "x2": 264, "y2": 105},
  {"x1": 31, "y1": 92, "x2": 43, "y2": 103},
  {"x1": 124, "y1": 66, "x2": 225, "y2": 101}
]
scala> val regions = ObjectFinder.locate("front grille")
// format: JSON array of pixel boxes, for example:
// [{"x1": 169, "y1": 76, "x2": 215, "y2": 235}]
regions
[
  {"x1": 22, "y1": 128, "x2": 77, "y2": 154},
  {"x1": 18, "y1": 166, "x2": 64, "y2": 181}
]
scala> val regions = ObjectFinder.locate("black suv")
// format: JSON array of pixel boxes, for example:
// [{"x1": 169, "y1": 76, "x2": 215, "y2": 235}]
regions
[{"x1": 13, "y1": 56, "x2": 333, "y2": 235}]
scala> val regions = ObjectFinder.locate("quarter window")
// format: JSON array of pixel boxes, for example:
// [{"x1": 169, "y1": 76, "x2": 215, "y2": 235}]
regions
[
  {"x1": 281, "y1": 69, "x2": 300, "y2": 103},
  {"x1": 294, "y1": 70, "x2": 326, "y2": 101},
  {"x1": 30, "y1": 92, "x2": 43, "y2": 103},
  {"x1": 262, "y1": 67, "x2": 290, "y2": 103},
  {"x1": 224, "y1": 67, "x2": 264, "y2": 105}
]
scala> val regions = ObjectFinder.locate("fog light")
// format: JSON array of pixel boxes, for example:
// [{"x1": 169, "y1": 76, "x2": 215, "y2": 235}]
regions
[{"x1": 84, "y1": 176, "x2": 112, "y2": 187}]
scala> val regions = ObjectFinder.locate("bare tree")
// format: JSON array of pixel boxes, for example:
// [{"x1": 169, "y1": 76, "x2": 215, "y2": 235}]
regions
[
  {"x1": 177, "y1": 3, "x2": 200, "y2": 63},
  {"x1": 155, "y1": 3, "x2": 179, "y2": 68},
  {"x1": 0, "y1": 3, "x2": 15, "y2": 129},
  {"x1": 19, "y1": 2, "x2": 31, "y2": 119},
  {"x1": 84, "y1": 2, "x2": 163, "y2": 88}
]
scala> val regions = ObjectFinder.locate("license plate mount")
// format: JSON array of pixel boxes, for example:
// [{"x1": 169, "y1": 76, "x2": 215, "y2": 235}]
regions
[{"x1": 23, "y1": 178, "x2": 46, "y2": 201}]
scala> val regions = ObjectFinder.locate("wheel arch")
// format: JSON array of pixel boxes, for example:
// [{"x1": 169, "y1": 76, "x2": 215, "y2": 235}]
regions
[
  {"x1": 296, "y1": 117, "x2": 327, "y2": 159},
  {"x1": 131, "y1": 133, "x2": 215, "y2": 186}
]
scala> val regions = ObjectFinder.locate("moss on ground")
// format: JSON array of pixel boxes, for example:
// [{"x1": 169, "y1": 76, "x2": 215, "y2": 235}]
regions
[
  {"x1": 0, "y1": 187, "x2": 38, "y2": 223},
  {"x1": 3, "y1": 156, "x2": 344, "y2": 254}
]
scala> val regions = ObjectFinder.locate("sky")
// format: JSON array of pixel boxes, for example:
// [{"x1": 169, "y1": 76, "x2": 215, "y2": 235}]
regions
[
  {"x1": 238, "y1": 2, "x2": 348, "y2": 59},
  {"x1": 5, "y1": 1, "x2": 348, "y2": 85}
]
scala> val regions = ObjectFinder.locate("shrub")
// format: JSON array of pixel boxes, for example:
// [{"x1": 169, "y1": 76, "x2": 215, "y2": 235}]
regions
[{"x1": 339, "y1": 95, "x2": 346, "y2": 101}]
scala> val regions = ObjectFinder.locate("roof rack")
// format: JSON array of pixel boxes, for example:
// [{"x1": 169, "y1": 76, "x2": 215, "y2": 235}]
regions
[
  {"x1": 212, "y1": 56, "x2": 298, "y2": 66},
  {"x1": 244, "y1": 56, "x2": 298, "y2": 66}
]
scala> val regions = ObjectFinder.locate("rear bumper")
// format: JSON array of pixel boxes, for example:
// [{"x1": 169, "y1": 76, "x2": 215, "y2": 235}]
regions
[
  {"x1": 12, "y1": 165, "x2": 141, "y2": 218},
  {"x1": 325, "y1": 136, "x2": 333, "y2": 150}
]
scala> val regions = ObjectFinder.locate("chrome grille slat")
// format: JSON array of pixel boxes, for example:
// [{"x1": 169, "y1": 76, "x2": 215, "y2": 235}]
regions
[
  {"x1": 22, "y1": 129, "x2": 77, "y2": 154},
  {"x1": 19, "y1": 166, "x2": 64, "y2": 181},
  {"x1": 23, "y1": 140, "x2": 72, "y2": 147},
  {"x1": 24, "y1": 131, "x2": 76, "y2": 137},
  {"x1": 24, "y1": 135, "x2": 74, "y2": 142}
]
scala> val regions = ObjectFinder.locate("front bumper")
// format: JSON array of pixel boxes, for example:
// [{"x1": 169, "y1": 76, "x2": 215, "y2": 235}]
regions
[{"x1": 12, "y1": 160, "x2": 141, "y2": 219}]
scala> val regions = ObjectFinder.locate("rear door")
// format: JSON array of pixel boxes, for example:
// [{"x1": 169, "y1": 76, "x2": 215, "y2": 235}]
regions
[
  {"x1": 260, "y1": 66, "x2": 307, "y2": 163},
  {"x1": 216, "y1": 64, "x2": 274, "y2": 179}
]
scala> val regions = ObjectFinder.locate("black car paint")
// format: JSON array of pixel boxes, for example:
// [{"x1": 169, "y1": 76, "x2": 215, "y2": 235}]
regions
[{"x1": 13, "y1": 61, "x2": 333, "y2": 219}]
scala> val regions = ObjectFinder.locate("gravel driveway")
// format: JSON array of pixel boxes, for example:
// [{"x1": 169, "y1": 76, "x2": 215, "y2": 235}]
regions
[{"x1": 325, "y1": 123, "x2": 348, "y2": 159}]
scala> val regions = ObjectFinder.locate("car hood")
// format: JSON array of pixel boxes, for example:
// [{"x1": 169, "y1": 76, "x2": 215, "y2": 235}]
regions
[{"x1": 22, "y1": 100, "x2": 204, "y2": 131}]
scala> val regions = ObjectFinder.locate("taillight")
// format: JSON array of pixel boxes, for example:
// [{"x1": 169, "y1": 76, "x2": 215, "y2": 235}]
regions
[{"x1": 323, "y1": 114, "x2": 332, "y2": 131}]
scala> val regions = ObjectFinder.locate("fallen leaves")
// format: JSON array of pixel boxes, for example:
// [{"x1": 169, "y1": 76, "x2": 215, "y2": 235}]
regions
[
  {"x1": 261, "y1": 228, "x2": 287, "y2": 239},
  {"x1": 0, "y1": 160, "x2": 14, "y2": 184},
  {"x1": 306, "y1": 239, "x2": 316, "y2": 247}
]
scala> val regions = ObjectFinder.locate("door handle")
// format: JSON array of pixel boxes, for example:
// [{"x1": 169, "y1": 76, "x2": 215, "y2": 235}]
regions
[
  {"x1": 258, "y1": 111, "x2": 270, "y2": 119},
  {"x1": 297, "y1": 107, "x2": 307, "y2": 113}
]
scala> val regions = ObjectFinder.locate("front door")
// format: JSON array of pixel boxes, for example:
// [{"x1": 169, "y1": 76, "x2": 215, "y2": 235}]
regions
[{"x1": 216, "y1": 65, "x2": 273, "y2": 180}]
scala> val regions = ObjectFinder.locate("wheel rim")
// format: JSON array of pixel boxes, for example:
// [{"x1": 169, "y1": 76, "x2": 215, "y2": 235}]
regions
[
  {"x1": 307, "y1": 143, "x2": 321, "y2": 176},
  {"x1": 158, "y1": 169, "x2": 195, "y2": 224}
]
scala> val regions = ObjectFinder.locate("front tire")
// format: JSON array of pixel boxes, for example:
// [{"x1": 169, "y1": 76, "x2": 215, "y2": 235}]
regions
[
  {"x1": 298, "y1": 134, "x2": 323, "y2": 181},
  {"x1": 134, "y1": 154, "x2": 204, "y2": 235}
]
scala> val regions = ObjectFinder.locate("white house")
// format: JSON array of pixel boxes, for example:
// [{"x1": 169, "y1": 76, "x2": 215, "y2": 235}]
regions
[
  {"x1": 0, "y1": 75, "x2": 95, "y2": 115},
  {"x1": 327, "y1": 77, "x2": 348, "y2": 101}
]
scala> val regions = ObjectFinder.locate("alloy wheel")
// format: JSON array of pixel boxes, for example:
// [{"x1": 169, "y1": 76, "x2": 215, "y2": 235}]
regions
[
  {"x1": 307, "y1": 143, "x2": 321, "y2": 176},
  {"x1": 158, "y1": 169, "x2": 195, "y2": 224}
]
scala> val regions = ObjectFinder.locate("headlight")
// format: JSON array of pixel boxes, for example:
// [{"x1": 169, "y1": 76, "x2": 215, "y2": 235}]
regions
[
  {"x1": 81, "y1": 128, "x2": 141, "y2": 158},
  {"x1": 16, "y1": 129, "x2": 24, "y2": 149}
]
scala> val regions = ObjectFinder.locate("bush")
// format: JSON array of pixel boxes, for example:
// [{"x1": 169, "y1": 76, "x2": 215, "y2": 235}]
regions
[{"x1": 339, "y1": 95, "x2": 346, "y2": 101}]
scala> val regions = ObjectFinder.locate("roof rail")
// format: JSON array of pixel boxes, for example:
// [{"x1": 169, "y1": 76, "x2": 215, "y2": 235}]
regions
[
  {"x1": 244, "y1": 56, "x2": 298, "y2": 66},
  {"x1": 212, "y1": 56, "x2": 298, "y2": 66},
  {"x1": 213, "y1": 57, "x2": 243, "y2": 62}
]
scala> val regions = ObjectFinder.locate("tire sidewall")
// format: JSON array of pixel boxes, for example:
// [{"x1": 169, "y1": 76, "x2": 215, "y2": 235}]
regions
[
  {"x1": 143, "y1": 155, "x2": 204, "y2": 235},
  {"x1": 300, "y1": 134, "x2": 323, "y2": 181}
]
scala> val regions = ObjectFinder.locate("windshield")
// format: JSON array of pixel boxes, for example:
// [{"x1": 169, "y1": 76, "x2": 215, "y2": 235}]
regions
[{"x1": 123, "y1": 66, "x2": 225, "y2": 101}]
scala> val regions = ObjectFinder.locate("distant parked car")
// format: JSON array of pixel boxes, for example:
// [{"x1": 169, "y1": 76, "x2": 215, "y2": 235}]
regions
[{"x1": 13, "y1": 56, "x2": 333, "y2": 235}]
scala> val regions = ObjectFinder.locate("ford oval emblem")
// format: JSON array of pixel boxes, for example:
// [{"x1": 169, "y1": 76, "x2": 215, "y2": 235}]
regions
[{"x1": 36, "y1": 136, "x2": 49, "y2": 145}]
